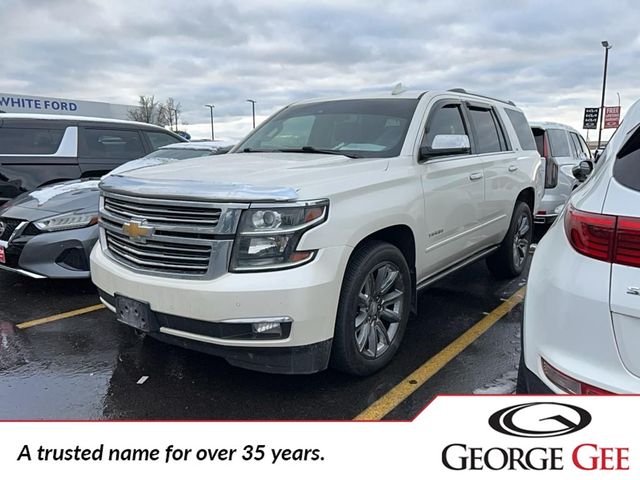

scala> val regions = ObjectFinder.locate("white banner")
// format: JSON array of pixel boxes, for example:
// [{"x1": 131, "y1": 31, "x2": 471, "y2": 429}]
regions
[{"x1": 1, "y1": 395, "x2": 638, "y2": 479}]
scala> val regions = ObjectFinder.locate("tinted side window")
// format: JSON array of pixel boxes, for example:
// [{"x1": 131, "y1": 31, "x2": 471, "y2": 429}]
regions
[
  {"x1": 82, "y1": 129, "x2": 145, "y2": 159},
  {"x1": 547, "y1": 129, "x2": 570, "y2": 157},
  {"x1": 570, "y1": 132, "x2": 591, "y2": 158},
  {"x1": 505, "y1": 109, "x2": 536, "y2": 151},
  {"x1": 145, "y1": 131, "x2": 180, "y2": 150},
  {"x1": 532, "y1": 129, "x2": 545, "y2": 156},
  {"x1": 423, "y1": 104, "x2": 467, "y2": 146},
  {"x1": 0, "y1": 127, "x2": 65, "y2": 154},
  {"x1": 469, "y1": 107, "x2": 503, "y2": 154},
  {"x1": 613, "y1": 127, "x2": 640, "y2": 192}
]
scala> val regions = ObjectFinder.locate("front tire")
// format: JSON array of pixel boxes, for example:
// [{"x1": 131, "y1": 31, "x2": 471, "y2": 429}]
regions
[
  {"x1": 331, "y1": 241, "x2": 411, "y2": 376},
  {"x1": 486, "y1": 201, "x2": 533, "y2": 279}
]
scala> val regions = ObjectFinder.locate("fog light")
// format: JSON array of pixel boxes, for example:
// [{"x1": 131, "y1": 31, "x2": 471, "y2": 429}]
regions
[{"x1": 252, "y1": 322, "x2": 283, "y2": 335}]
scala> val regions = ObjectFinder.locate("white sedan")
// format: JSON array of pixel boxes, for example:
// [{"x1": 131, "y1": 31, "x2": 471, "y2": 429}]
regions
[{"x1": 519, "y1": 99, "x2": 640, "y2": 394}]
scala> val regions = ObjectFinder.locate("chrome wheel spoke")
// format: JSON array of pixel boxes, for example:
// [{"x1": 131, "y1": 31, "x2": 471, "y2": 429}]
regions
[
  {"x1": 356, "y1": 322, "x2": 370, "y2": 352},
  {"x1": 382, "y1": 289, "x2": 403, "y2": 306},
  {"x1": 380, "y1": 308, "x2": 401, "y2": 323},
  {"x1": 375, "y1": 320, "x2": 390, "y2": 347},
  {"x1": 354, "y1": 311, "x2": 367, "y2": 329},
  {"x1": 377, "y1": 267, "x2": 399, "y2": 296},
  {"x1": 358, "y1": 293, "x2": 370, "y2": 308},
  {"x1": 367, "y1": 320, "x2": 378, "y2": 355}
]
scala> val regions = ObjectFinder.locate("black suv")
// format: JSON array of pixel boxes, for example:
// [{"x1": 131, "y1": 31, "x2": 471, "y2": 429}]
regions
[{"x1": 0, "y1": 114, "x2": 186, "y2": 204}]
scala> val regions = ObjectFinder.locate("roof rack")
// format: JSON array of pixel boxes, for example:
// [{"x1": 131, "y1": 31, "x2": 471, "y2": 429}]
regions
[{"x1": 447, "y1": 88, "x2": 516, "y2": 106}]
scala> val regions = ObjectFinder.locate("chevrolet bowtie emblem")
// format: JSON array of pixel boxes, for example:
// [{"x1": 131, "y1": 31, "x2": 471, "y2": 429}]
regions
[{"x1": 122, "y1": 219, "x2": 154, "y2": 243}]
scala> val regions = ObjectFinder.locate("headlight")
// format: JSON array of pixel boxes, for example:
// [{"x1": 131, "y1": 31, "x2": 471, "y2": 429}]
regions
[
  {"x1": 34, "y1": 211, "x2": 99, "y2": 232},
  {"x1": 230, "y1": 201, "x2": 328, "y2": 272}
]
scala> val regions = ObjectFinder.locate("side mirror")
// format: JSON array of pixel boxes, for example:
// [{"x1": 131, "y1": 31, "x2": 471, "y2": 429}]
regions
[
  {"x1": 420, "y1": 134, "x2": 471, "y2": 160},
  {"x1": 572, "y1": 160, "x2": 593, "y2": 182}
]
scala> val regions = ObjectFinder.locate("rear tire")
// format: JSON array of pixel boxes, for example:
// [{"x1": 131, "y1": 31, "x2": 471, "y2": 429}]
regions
[
  {"x1": 330, "y1": 241, "x2": 411, "y2": 376},
  {"x1": 486, "y1": 201, "x2": 533, "y2": 279}
]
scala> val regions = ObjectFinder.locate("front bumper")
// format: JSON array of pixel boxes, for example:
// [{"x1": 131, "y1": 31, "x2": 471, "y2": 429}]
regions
[
  {"x1": 91, "y1": 244, "x2": 351, "y2": 372},
  {"x1": 1, "y1": 225, "x2": 97, "y2": 279},
  {"x1": 522, "y1": 215, "x2": 640, "y2": 393}
]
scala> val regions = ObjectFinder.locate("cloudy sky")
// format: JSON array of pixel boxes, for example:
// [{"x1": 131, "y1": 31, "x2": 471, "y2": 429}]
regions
[{"x1": 3, "y1": 0, "x2": 639, "y2": 141}]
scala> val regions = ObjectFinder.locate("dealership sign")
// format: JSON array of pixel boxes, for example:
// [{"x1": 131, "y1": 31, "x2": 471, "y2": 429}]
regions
[
  {"x1": 583, "y1": 107, "x2": 599, "y2": 129},
  {"x1": 0, "y1": 92, "x2": 135, "y2": 120},
  {"x1": 604, "y1": 106, "x2": 621, "y2": 129}
]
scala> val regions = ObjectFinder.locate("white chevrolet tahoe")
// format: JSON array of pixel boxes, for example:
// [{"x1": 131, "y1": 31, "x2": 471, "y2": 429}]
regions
[{"x1": 91, "y1": 89, "x2": 543, "y2": 375}]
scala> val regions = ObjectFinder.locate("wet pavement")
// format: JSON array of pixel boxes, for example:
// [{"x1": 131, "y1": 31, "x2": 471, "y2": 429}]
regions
[{"x1": 0, "y1": 231, "x2": 545, "y2": 420}]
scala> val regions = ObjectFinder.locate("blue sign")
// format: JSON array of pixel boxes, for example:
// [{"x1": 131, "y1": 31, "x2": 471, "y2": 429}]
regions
[{"x1": 0, "y1": 96, "x2": 78, "y2": 112}]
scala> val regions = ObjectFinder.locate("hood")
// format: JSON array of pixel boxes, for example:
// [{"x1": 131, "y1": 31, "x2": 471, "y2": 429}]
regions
[
  {"x1": 106, "y1": 152, "x2": 391, "y2": 201},
  {"x1": 0, "y1": 179, "x2": 100, "y2": 221},
  {"x1": 106, "y1": 156, "x2": 186, "y2": 178}
]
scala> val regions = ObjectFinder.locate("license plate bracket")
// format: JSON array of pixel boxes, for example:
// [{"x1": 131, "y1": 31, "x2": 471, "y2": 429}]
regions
[{"x1": 115, "y1": 296, "x2": 156, "y2": 332}]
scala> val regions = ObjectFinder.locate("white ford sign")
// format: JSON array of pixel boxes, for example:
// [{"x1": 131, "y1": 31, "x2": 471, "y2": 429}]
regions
[{"x1": 0, "y1": 92, "x2": 135, "y2": 120}]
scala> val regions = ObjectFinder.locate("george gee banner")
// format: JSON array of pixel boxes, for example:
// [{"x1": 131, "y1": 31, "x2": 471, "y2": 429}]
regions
[{"x1": 0, "y1": 395, "x2": 638, "y2": 479}]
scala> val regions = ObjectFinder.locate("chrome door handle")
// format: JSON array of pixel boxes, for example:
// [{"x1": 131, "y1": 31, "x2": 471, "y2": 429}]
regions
[
  {"x1": 628, "y1": 287, "x2": 640, "y2": 296},
  {"x1": 469, "y1": 172, "x2": 483, "y2": 181},
  {"x1": 508, "y1": 165, "x2": 518, "y2": 172}
]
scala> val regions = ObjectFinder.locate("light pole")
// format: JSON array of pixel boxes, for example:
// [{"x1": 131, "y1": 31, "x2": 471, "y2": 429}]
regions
[
  {"x1": 205, "y1": 104, "x2": 215, "y2": 140},
  {"x1": 597, "y1": 40, "x2": 612, "y2": 149},
  {"x1": 246, "y1": 99, "x2": 256, "y2": 129},
  {"x1": 168, "y1": 108, "x2": 178, "y2": 132}
]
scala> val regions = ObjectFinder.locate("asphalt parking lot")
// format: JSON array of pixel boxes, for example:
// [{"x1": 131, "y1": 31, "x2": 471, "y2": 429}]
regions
[{"x1": 0, "y1": 229, "x2": 546, "y2": 420}]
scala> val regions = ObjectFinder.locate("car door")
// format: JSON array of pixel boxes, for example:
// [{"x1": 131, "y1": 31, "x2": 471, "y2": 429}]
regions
[
  {"x1": 78, "y1": 126, "x2": 146, "y2": 176},
  {"x1": 464, "y1": 102, "x2": 516, "y2": 246},
  {"x1": 420, "y1": 99, "x2": 485, "y2": 277}
]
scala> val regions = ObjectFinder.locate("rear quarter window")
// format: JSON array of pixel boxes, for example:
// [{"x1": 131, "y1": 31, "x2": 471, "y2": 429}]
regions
[
  {"x1": 505, "y1": 109, "x2": 536, "y2": 151},
  {"x1": 547, "y1": 129, "x2": 571, "y2": 157},
  {"x1": 0, "y1": 127, "x2": 65, "y2": 154},
  {"x1": 613, "y1": 127, "x2": 640, "y2": 191}
]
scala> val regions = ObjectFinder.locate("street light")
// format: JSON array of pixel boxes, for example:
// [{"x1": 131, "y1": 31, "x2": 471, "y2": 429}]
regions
[
  {"x1": 205, "y1": 104, "x2": 215, "y2": 140},
  {"x1": 246, "y1": 99, "x2": 256, "y2": 129},
  {"x1": 597, "y1": 40, "x2": 613, "y2": 149},
  {"x1": 168, "y1": 108, "x2": 178, "y2": 132}
]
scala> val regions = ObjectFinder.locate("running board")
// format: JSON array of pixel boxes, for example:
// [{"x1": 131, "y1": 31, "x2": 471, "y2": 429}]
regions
[{"x1": 416, "y1": 246, "x2": 499, "y2": 291}]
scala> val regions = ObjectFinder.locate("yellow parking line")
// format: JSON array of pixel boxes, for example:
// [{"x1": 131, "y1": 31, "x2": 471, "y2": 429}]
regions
[
  {"x1": 16, "y1": 304, "x2": 106, "y2": 329},
  {"x1": 354, "y1": 286, "x2": 526, "y2": 421}
]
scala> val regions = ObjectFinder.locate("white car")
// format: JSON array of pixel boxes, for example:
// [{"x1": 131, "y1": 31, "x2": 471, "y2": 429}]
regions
[
  {"x1": 91, "y1": 88, "x2": 543, "y2": 375},
  {"x1": 519, "y1": 99, "x2": 640, "y2": 394}
]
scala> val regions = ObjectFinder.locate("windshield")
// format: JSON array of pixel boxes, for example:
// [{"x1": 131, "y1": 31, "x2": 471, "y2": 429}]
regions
[
  {"x1": 235, "y1": 98, "x2": 419, "y2": 158},
  {"x1": 145, "y1": 148, "x2": 216, "y2": 160}
]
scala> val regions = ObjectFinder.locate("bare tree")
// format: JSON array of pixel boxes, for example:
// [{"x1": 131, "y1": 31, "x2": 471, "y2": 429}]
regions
[
  {"x1": 127, "y1": 95, "x2": 165, "y2": 125},
  {"x1": 159, "y1": 97, "x2": 182, "y2": 131},
  {"x1": 127, "y1": 95, "x2": 183, "y2": 130}
]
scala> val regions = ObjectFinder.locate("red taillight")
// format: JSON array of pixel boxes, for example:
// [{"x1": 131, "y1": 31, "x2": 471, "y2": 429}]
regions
[
  {"x1": 614, "y1": 216, "x2": 640, "y2": 267},
  {"x1": 565, "y1": 205, "x2": 640, "y2": 267}
]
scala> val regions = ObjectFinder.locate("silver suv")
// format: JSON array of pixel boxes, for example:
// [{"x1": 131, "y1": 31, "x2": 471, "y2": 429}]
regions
[{"x1": 530, "y1": 121, "x2": 593, "y2": 224}]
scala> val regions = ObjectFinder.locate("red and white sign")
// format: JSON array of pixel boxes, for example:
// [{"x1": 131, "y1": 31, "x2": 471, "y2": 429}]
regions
[{"x1": 605, "y1": 106, "x2": 621, "y2": 129}]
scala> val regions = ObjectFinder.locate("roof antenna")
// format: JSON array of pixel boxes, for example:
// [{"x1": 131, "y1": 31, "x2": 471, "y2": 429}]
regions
[{"x1": 391, "y1": 82, "x2": 407, "y2": 95}]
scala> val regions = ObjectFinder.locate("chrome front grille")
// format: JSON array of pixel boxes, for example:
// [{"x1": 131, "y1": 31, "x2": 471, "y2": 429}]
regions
[
  {"x1": 99, "y1": 192, "x2": 243, "y2": 278},
  {"x1": 103, "y1": 195, "x2": 222, "y2": 229}
]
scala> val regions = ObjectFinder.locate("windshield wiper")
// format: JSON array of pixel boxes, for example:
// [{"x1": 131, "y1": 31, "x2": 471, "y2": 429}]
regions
[
  {"x1": 276, "y1": 146, "x2": 361, "y2": 158},
  {"x1": 242, "y1": 146, "x2": 361, "y2": 158}
]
